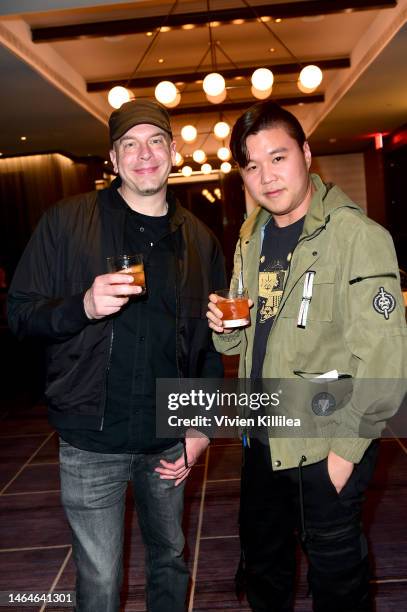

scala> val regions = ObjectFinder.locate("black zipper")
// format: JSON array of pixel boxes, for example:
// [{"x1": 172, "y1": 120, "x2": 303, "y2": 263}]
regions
[
  {"x1": 349, "y1": 273, "x2": 397, "y2": 285},
  {"x1": 100, "y1": 321, "x2": 114, "y2": 431}
]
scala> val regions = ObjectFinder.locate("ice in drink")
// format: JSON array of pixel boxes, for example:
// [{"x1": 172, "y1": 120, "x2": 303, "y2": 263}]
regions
[{"x1": 215, "y1": 289, "x2": 250, "y2": 328}]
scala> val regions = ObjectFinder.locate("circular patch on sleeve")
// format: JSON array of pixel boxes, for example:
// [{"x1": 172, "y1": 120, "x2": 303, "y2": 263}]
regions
[
  {"x1": 312, "y1": 392, "x2": 336, "y2": 416},
  {"x1": 373, "y1": 287, "x2": 396, "y2": 320}
]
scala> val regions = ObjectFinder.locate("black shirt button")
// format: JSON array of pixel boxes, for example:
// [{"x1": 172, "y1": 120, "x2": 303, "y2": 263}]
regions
[
  {"x1": 139, "y1": 336, "x2": 145, "y2": 342},
  {"x1": 140, "y1": 227, "x2": 145, "y2": 232}
]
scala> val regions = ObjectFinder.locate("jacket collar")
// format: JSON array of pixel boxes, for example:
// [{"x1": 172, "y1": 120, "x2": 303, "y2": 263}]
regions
[{"x1": 99, "y1": 176, "x2": 186, "y2": 231}]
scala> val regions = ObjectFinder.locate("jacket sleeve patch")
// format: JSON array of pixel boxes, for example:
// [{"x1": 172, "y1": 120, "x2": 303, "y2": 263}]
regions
[{"x1": 372, "y1": 286, "x2": 396, "y2": 320}]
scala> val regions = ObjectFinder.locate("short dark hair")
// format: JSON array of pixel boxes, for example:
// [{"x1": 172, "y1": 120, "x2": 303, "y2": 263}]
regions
[{"x1": 230, "y1": 101, "x2": 306, "y2": 167}]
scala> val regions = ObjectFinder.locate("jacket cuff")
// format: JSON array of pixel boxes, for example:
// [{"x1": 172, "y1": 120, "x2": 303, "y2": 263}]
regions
[
  {"x1": 59, "y1": 292, "x2": 93, "y2": 331},
  {"x1": 329, "y1": 437, "x2": 372, "y2": 464}
]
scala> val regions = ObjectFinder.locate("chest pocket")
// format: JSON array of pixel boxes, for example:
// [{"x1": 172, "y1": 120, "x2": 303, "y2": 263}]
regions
[{"x1": 279, "y1": 268, "x2": 336, "y2": 323}]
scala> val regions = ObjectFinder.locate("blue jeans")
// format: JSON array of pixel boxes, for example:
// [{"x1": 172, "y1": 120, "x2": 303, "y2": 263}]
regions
[{"x1": 59, "y1": 440, "x2": 189, "y2": 612}]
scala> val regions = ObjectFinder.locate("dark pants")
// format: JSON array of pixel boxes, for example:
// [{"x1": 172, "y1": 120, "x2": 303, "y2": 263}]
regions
[
  {"x1": 239, "y1": 439, "x2": 379, "y2": 612},
  {"x1": 59, "y1": 440, "x2": 189, "y2": 612}
]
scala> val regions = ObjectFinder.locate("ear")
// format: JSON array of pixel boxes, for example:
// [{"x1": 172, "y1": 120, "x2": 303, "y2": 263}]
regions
[
  {"x1": 109, "y1": 147, "x2": 118, "y2": 174},
  {"x1": 303, "y1": 141, "x2": 312, "y2": 170},
  {"x1": 170, "y1": 140, "x2": 177, "y2": 165}
]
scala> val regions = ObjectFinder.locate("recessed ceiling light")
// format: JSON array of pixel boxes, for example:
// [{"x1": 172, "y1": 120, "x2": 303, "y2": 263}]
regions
[
  {"x1": 176, "y1": 81, "x2": 185, "y2": 87},
  {"x1": 234, "y1": 75, "x2": 243, "y2": 80},
  {"x1": 160, "y1": 26, "x2": 171, "y2": 32},
  {"x1": 275, "y1": 18, "x2": 283, "y2": 23},
  {"x1": 20, "y1": 136, "x2": 27, "y2": 141},
  {"x1": 259, "y1": 16, "x2": 271, "y2": 23},
  {"x1": 210, "y1": 21, "x2": 221, "y2": 27},
  {"x1": 103, "y1": 35, "x2": 126, "y2": 42},
  {"x1": 104, "y1": 160, "x2": 109, "y2": 165},
  {"x1": 269, "y1": 47, "x2": 276, "y2": 53},
  {"x1": 182, "y1": 24, "x2": 195, "y2": 30},
  {"x1": 158, "y1": 58, "x2": 164, "y2": 63},
  {"x1": 146, "y1": 31, "x2": 153, "y2": 37},
  {"x1": 301, "y1": 15, "x2": 325, "y2": 23},
  {"x1": 232, "y1": 19, "x2": 245, "y2": 25},
  {"x1": 344, "y1": 8, "x2": 354, "y2": 13}
]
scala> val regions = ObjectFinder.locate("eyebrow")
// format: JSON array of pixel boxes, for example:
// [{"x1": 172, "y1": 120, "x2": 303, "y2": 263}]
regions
[{"x1": 247, "y1": 146, "x2": 289, "y2": 164}]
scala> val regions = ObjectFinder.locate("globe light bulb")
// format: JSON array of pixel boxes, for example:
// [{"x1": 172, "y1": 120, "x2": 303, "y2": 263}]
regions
[
  {"x1": 192, "y1": 149, "x2": 207, "y2": 163},
  {"x1": 213, "y1": 121, "x2": 230, "y2": 139},
  {"x1": 206, "y1": 90, "x2": 227, "y2": 104},
  {"x1": 181, "y1": 165, "x2": 193, "y2": 177},
  {"x1": 181, "y1": 125, "x2": 197, "y2": 143},
  {"x1": 251, "y1": 68, "x2": 274, "y2": 91},
  {"x1": 297, "y1": 80, "x2": 316, "y2": 94},
  {"x1": 220, "y1": 161, "x2": 232, "y2": 173},
  {"x1": 203, "y1": 72, "x2": 225, "y2": 97},
  {"x1": 251, "y1": 85, "x2": 272, "y2": 100},
  {"x1": 174, "y1": 152, "x2": 184, "y2": 166},
  {"x1": 201, "y1": 163, "x2": 212, "y2": 174},
  {"x1": 154, "y1": 81, "x2": 178, "y2": 105},
  {"x1": 299, "y1": 65, "x2": 323, "y2": 90},
  {"x1": 108, "y1": 86, "x2": 131, "y2": 109},
  {"x1": 217, "y1": 147, "x2": 231, "y2": 161},
  {"x1": 165, "y1": 91, "x2": 181, "y2": 108}
]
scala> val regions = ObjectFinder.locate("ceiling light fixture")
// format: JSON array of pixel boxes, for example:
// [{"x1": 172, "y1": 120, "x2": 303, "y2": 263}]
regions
[
  {"x1": 298, "y1": 65, "x2": 323, "y2": 91},
  {"x1": 251, "y1": 85, "x2": 272, "y2": 100},
  {"x1": 107, "y1": 0, "x2": 179, "y2": 109},
  {"x1": 181, "y1": 125, "x2": 198, "y2": 143},
  {"x1": 220, "y1": 161, "x2": 232, "y2": 173},
  {"x1": 251, "y1": 67, "x2": 274, "y2": 91},
  {"x1": 243, "y1": 0, "x2": 324, "y2": 96},
  {"x1": 217, "y1": 146, "x2": 231, "y2": 161},
  {"x1": 214, "y1": 121, "x2": 230, "y2": 139},
  {"x1": 106, "y1": 0, "x2": 325, "y2": 114},
  {"x1": 175, "y1": 152, "x2": 184, "y2": 166},
  {"x1": 108, "y1": 86, "x2": 131, "y2": 108},
  {"x1": 154, "y1": 80, "x2": 178, "y2": 105},
  {"x1": 201, "y1": 163, "x2": 212, "y2": 174},
  {"x1": 181, "y1": 165, "x2": 193, "y2": 176},
  {"x1": 192, "y1": 149, "x2": 207, "y2": 164}
]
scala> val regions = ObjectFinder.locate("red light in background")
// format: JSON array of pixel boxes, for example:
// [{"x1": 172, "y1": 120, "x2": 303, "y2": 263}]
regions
[{"x1": 374, "y1": 133, "x2": 383, "y2": 150}]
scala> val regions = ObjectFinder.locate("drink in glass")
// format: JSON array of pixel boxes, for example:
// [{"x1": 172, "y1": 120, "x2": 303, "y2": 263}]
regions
[
  {"x1": 107, "y1": 254, "x2": 146, "y2": 295},
  {"x1": 215, "y1": 288, "x2": 250, "y2": 328}
]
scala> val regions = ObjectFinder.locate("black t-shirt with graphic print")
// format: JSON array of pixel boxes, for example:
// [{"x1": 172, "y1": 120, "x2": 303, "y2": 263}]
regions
[{"x1": 251, "y1": 215, "x2": 305, "y2": 380}]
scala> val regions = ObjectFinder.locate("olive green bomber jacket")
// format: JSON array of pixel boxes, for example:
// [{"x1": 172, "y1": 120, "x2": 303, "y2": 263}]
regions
[{"x1": 213, "y1": 174, "x2": 407, "y2": 470}]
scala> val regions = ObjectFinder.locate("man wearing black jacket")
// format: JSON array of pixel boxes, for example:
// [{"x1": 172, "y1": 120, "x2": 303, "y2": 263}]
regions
[{"x1": 7, "y1": 99, "x2": 226, "y2": 612}]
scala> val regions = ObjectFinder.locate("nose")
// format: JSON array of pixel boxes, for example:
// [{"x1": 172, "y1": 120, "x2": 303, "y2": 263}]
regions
[
  {"x1": 139, "y1": 143, "x2": 152, "y2": 160},
  {"x1": 261, "y1": 163, "x2": 278, "y2": 184}
]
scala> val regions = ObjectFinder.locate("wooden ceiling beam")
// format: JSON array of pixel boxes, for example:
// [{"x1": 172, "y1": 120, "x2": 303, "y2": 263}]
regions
[
  {"x1": 168, "y1": 94, "x2": 325, "y2": 116},
  {"x1": 31, "y1": 1, "x2": 397, "y2": 42},
  {"x1": 86, "y1": 58, "x2": 350, "y2": 92}
]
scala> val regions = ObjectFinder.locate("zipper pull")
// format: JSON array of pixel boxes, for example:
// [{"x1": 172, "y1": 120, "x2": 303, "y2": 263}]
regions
[{"x1": 297, "y1": 271, "x2": 315, "y2": 328}]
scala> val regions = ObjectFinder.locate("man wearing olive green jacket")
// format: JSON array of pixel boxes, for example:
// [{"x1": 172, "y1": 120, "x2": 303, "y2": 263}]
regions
[{"x1": 207, "y1": 101, "x2": 407, "y2": 612}]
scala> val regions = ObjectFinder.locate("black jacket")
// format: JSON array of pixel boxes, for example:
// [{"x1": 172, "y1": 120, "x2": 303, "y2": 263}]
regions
[{"x1": 7, "y1": 187, "x2": 226, "y2": 431}]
